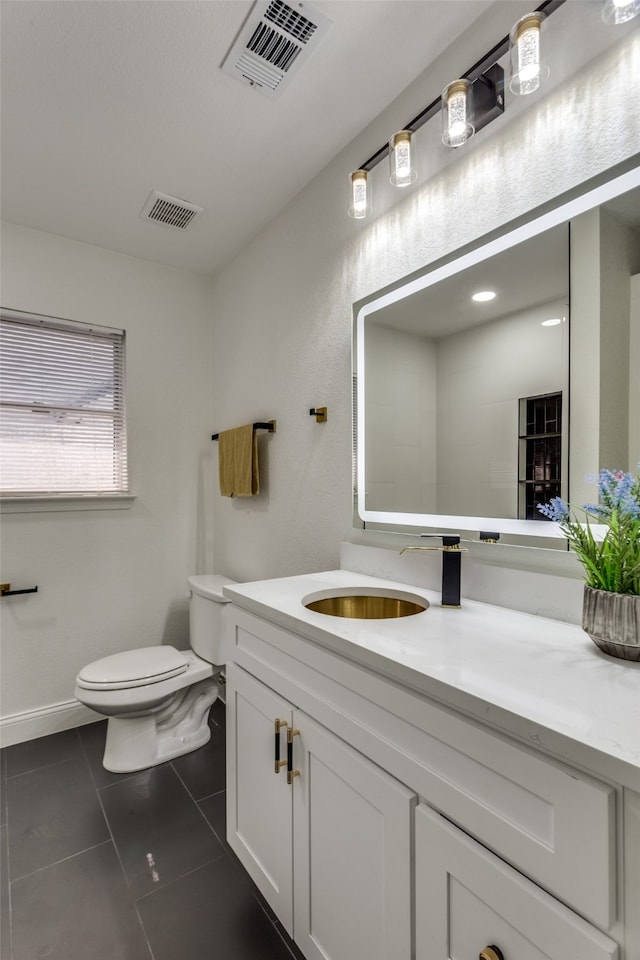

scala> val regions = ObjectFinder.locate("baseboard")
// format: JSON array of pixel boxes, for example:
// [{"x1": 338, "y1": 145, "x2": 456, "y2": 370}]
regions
[{"x1": 0, "y1": 699, "x2": 98, "y2": 747}]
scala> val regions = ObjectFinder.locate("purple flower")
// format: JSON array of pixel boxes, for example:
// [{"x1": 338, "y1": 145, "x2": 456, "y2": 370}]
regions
[
  {"x1": 537, "y1": 497, "x2": 570, "y2": 522},
  {"x1": 593, "y1": 469, "x2": 640, "y2": 520}
]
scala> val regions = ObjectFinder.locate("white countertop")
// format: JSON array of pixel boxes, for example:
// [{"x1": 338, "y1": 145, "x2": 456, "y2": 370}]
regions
[{"x1": 224, "y1": 570, "x2": 640, "y2": 791}]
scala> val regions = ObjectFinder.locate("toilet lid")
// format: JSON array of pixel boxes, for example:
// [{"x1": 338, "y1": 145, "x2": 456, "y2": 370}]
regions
[{"x1": 77, "y1": 646, "x2": 189, "y2": 691}]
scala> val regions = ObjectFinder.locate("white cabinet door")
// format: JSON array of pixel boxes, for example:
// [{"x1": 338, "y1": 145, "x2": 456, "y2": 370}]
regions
[
  {"x1": 292, "y1": 711, "x2": 416, "y2": 960},
  {"x1": 415, "y1": 803, "x2": 619, "y2": 960},
  {"x1": 226, "y1": 663, "x2": 294, "y2": 934}
]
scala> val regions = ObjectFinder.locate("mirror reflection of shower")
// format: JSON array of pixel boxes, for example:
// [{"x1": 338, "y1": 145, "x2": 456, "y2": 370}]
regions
[{"x1": 362, "y1": 224, "x2": 569, "y2": 521}]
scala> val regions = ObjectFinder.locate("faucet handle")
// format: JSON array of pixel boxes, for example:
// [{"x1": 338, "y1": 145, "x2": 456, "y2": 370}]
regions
[
  {"x1": 399, "y1": 545, "x2": 440, "y2": 555},
  {"x1": 400, "y1": 543, "x2": 468, "y2": 555},
  {"x1": 419, "y1": 533, "x2": 466, "y2": 551},
  {"x1": 420, "y1": 533, "x2": 460, "y2": 546},
  {"x1": 479, "y1": 531, "x2": 500, "y2": 543}
]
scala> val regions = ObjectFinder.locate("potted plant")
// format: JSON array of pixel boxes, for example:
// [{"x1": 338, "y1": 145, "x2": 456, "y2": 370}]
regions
[{"x1": 538, "y1": 468, "x2": 640, "y2": 660}]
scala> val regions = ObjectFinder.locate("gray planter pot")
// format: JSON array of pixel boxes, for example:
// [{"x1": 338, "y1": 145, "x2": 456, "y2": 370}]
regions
[{"x1": 582, "y1": 586, "x2": 640, "y2": 661}]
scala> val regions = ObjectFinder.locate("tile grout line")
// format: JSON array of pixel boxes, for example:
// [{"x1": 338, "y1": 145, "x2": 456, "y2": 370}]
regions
[
  {"x1": 9, "y1": 839, "x2": 114, "y2": 885},
  {"x1": 4, "y1": 730, "x2": 85, "y2": 782},
  {"x1": 170, "y1": 754, "x2": 290, "y2": 933},
  {"x1": 169, "y1": 761, "x2": 226, "y2": 838},
  {"x1": 78, "y1": 726, "x2": 157, "y2": 960},
  {"x1": 2, "y1": 748, "x2": 13, "y2": 960},
  {"x1": 132, "y1": 854, "x2": 235, "y2": 904},
  {"x1": 3, "y1": 828, "x2": 14, "y2": 960}
]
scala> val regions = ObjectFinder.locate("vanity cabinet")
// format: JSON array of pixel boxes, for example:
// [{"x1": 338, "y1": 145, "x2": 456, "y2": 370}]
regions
[
  {"x1": 226, "y1": 663, "x2": 415, "y2": 960},
  {"x1": 224, "y1": 601, "x2": 633, "y2": 960}
]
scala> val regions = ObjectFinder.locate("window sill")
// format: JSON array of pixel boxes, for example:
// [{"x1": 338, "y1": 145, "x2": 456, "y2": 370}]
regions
[{"x1": 0, "y1": 494, "x2": 136, "y2": 514}]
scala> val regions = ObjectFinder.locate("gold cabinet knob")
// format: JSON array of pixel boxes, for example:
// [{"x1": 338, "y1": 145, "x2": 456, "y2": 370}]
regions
[{"x1": 480, "y1": 947, "x2": 504, "y2": 960}]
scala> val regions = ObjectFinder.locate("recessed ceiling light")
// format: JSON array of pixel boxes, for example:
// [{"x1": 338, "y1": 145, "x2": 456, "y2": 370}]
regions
[
  {"x1": 541, "y1": 317, "x2": 563, "y2": 326},
  {"x1": 471, "y1": 290, "x2": 497, "y2": 302}
]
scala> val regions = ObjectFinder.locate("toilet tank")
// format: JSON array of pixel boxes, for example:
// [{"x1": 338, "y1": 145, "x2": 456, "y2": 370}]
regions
[{"x1": 187, "y1": 574, "x2": 237, "y2": 664}]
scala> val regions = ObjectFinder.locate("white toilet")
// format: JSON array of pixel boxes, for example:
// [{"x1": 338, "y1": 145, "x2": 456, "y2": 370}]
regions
[{"x1": 74, "y1": 574, "x2": 235, "y2": 773}]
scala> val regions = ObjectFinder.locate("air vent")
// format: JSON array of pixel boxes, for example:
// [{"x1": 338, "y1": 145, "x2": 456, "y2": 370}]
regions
[
  {"x1": 221, "y1": 0, "x2": 331, "y2": 98},
  {"x1": 140, "y1": 191, "x2": 204, "y2": 230}
]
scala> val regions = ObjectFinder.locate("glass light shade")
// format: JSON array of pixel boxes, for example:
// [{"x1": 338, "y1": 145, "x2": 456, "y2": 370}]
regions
[
  {"x1": 348, "y1": 169, "x2": 371, "y2": 219},
  {"x1": 509, "y1": 12, "x2": 549, "y2": 96},
  {"x1": 389, "y1": 131, "x2": 417, "y2": 187},
  {"x1": 602, "y1": 0, "x2": 640, "y2": 22},
  {"x1": 441, "y1": 79, "x2": 474, "y2": 148}
]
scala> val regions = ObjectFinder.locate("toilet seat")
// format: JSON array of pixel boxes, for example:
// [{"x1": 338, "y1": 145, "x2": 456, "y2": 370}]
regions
[{"x1": 76, "y1": 646, "x2": 189, "y2": 691}]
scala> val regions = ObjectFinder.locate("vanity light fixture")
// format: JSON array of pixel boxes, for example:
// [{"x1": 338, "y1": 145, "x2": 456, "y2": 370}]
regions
[
  {"x1": 602, "y1": 0, "x2": 640, "y2": 22},
  {"x1": 442, "y1": 80, "x2": 474, "y2": 148},
  {"x1": 472, "y1": 290, "x2": 497, "y2": 302},
  {"x1": 389, "y1": 130, "x2": 417, "y2": 187},
  {"x1": 346, "y1": 0, "x2": 565, "y2": 217},
  {"x1": 509, "y1": 11, "x2": 549, "y2": 95},
  {"x1": 348, "y1": 169, "x2": 371, "y2": 219}
]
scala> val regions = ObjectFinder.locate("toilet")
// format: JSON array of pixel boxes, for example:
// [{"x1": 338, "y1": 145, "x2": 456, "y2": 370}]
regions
[{"x1": 74, "y1": 574, "x2": 235, "y2": 773}]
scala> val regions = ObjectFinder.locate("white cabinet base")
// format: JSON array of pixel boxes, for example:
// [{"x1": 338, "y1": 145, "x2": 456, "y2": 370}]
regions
[{"x1": 226, "y1": 663, "x2": 416, "y2": 959}]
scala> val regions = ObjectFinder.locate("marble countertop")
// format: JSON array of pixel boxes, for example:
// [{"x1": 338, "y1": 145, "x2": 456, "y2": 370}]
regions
[{"x1": 224, "y1": 569, "x2": 640, "y2": 791}]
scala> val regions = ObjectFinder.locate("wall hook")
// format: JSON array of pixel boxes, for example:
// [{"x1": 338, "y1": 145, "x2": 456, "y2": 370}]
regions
[{"x1": 309, "y1": 407, "x2": 328, "y2": 423}]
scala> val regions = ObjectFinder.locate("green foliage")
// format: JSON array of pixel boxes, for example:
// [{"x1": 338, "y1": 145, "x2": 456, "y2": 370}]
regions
[{"x1": 538, "y1": 469, "x2": 640, "y2": 596}]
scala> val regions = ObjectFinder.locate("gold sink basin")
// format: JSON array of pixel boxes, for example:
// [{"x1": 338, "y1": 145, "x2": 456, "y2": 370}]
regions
[{"x1": 303, "y1": 589, "x2": 428, "y2": 619}]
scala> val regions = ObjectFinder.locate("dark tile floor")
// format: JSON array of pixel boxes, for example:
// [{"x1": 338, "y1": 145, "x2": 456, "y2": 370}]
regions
[{"x1": 0, "y1": 701, "x2": 305, "y2": 960}]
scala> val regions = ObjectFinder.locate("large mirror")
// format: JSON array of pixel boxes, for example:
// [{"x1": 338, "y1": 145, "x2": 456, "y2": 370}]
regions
[{"x1": 354, "y1": 163, "x2": 640, "y2": 540}]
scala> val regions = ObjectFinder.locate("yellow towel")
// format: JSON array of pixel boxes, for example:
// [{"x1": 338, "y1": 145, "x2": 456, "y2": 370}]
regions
[{"x1": 218, "y1": 424, "x2": 259, "y2": 497}]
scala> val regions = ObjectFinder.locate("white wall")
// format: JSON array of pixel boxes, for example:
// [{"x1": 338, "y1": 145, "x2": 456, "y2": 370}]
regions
[
  {"x1": 0, "y1": 223, "x2": 213, "y2": 743},
  {"x1": 436, "y1": 300, "x2": 567, "y2": 518},
  {"x1": 631, "y1": 274, "x2": 640, "y2": 471},
  {"x1": 364, "y1": 324, "x2": 437, "y2": 513},
  {"x1": 571, "y1": 207, "x2": 640, "y2": 505},
  {"x1": 209, "y1": 7, "x2": 640, "y2": 582},
  {"x1": 599, "y1": 209, "x2": 640, "y2": 469}
]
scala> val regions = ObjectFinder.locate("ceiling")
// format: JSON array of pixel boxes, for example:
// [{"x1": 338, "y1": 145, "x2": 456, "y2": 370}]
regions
[
  {"x1": 0, "y1": 0, "x2": 492, "y2": 276},
  {"x1": 370, "y1": 223, "x2": 570, "y2": 339}
]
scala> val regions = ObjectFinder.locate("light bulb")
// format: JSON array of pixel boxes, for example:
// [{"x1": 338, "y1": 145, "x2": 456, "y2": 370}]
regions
[
  {"x1": 442, "y1": 79, "x2": 474, "y2": 148},
  {"x1": 348, "y1": 170, "x2": 371, "y2": 219},
  {"x1": 509, "y1": 12, "x2": 548, "y2": 96},
  {"x1": 472, "y1": 290, "x2": 496, "y2": 302},
  {"x1": 602, "y1": 0, "x2": 640, "y2": 22},
  {"x1": 389, "y1": 131, "x2": 417, "y2": 187}
]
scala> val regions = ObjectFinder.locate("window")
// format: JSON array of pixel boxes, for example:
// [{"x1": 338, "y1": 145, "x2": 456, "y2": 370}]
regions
[
  {"x1": 0, "y1": 310, "x2": 128, "y2": 497},
  {"x1": 518, "y1": 391, "x2": 562, "y2": 520}
]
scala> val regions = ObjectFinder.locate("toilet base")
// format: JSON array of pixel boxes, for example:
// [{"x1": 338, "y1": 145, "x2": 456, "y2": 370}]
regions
[{"x1": 102, "y1": 676, "x2": 220, "y2": 772}]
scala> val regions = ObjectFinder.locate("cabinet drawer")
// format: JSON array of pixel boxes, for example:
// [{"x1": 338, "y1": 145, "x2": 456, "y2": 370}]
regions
[
  {"x1": 391, "y1": 697, "x2": 616, "y2": 930},
  {"x1": 415, "y1": 804, "x2": 619, "y2": 960}
]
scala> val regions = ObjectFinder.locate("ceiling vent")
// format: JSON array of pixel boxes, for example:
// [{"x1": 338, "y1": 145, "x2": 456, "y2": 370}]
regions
[
  {"x1": 140, "y1": 191, "x2": 204, "y2": 230},
  {"x1": 221, "y1": 0, "x2": 331, "y2": 98}
]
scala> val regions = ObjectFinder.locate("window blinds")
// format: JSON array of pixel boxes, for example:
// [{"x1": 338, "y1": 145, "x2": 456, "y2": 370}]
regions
[{"x1": 0, "y1": 312, "x2": 128, "y2": 495}]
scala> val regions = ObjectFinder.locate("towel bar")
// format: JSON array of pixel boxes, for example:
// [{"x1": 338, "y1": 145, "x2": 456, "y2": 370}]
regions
[
  {"x1": 212, "y1": 420, "x2": 276, "y2": 441},
  {"x1": 0, "y1": 583, "x2": 38, "y2": 597}
]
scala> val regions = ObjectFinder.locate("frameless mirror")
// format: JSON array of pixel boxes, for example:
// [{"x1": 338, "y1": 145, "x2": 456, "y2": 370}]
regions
[{"x1": 354, "y1": 164, "x2": 640, "y2": 540}]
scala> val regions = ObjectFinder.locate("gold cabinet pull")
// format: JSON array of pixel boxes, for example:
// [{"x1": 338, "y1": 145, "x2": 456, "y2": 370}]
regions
[
  {"x1": 287, "y1": 727, "x2": 300, "y2": 784},
  {"x1": 480, "y1": 947, "x2": 504, "y2": 960},
  {"x1": 274, "y1": 719, "x2": 288, "y2": 773}
]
